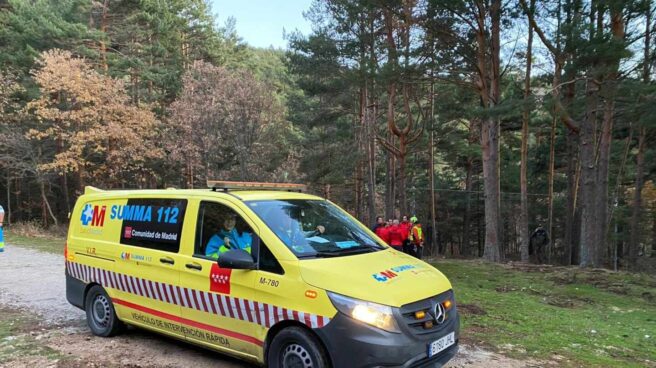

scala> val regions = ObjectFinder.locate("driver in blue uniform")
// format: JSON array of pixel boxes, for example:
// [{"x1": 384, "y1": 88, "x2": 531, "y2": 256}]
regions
[{"x1": 206, "y1": 213, "x2": 252, "y2": 259}]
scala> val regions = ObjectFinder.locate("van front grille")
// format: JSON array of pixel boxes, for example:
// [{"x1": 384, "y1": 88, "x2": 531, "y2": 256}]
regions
[{"x1": 399, "y1": 290, "x2": 454, "y2": 336}]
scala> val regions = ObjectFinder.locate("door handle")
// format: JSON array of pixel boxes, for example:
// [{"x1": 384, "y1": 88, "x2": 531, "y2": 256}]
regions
[
  {"x1": 185, "y1": 262, "x2": 202, "y2": 271},
  {"x1": 159, "y1": 257, "x2": 175, "y2": 265}
]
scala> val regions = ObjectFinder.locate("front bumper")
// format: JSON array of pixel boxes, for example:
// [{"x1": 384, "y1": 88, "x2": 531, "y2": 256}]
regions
[{"x1": 314, "y1": 307, "x2": 460, "y2": 367}]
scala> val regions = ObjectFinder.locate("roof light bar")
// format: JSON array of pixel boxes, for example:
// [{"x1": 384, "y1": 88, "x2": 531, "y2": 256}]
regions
[{"x1": 207, "y1": 180, "x2": 307, "y2": 192}]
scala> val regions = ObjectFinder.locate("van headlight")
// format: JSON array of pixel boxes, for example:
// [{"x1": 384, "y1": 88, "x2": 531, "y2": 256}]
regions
[{"x1": 327, "y1": 292, "x2": 401, "y2": 333}]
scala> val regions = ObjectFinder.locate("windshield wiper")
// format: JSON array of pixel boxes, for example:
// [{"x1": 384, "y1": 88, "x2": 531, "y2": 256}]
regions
[{"x1": 313, "y1": 245, "x2": 378, "y2": 257}]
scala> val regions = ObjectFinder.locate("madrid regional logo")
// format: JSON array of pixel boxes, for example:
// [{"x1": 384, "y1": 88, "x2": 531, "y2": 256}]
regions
[{"x1": 81, "y1": 204, "x2": 107, "y2": 227}]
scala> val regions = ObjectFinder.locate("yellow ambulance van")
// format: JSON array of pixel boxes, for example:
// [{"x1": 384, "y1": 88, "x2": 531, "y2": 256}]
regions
[{"x1": 65, "y1": 181, "x2": 459, "y2": 367}]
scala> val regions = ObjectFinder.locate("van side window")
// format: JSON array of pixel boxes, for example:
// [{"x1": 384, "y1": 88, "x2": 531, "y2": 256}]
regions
[
  {"x1": 119, "y1": 198, "x2": 187, "y2": 253},
  {"x1": 195, "y1": 201, "x2": 255, "y2": 260}
]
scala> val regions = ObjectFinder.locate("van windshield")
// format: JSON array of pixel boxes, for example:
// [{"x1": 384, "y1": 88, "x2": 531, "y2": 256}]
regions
[{"x1": 246, "y1": 199, "x2": 385, "y2": 258}]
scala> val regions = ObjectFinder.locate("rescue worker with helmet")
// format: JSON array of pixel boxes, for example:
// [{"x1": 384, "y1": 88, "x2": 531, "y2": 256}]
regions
[
  {"x1": 205, "y1": 213, "x2": 252, "y2": 259},
  {"x1": 408, "y1": 216, "x2": 424, "y2": 258}
]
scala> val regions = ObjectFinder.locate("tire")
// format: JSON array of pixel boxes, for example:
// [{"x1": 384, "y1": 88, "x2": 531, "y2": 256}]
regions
[
  {"x1": 85, "y1": 285, "x2": 125, "y2": 337},
  {"x1": 267, "y1": 326, "x2": 330, "y2": 368}
]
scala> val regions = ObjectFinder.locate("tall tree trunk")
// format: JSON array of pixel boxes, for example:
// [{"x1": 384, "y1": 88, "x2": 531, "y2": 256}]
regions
[
  {"x1": 39, "y1": 179, "x2": 57, "y2": 227},
  {"x1": 463, "y1": 159, "x2": 474, "y2": 256},
  {"x1": 398, "y1": 139, "x2": 407, "y2": 216},
  {"x1": 99, "y1": 0, "x2": 110, "y2": 72},
  {"x1": 62, "y1": 172, "x2": 70, "y2": 215},
  {"x1": 367, "y1": 90, "x2": 377, "y2": 227},
  {"x1": 366, "y1": 15, "x2": 378, "y2": 228},
  {"x1": 385, "y1": 140, "x2": 396, "y2": 218},
  {"x1": 547, "y1": 61, "x2": 562, "y2": 264},
  {"x1": 579, "y1": 0, "x2": 600, "y2": 267},
  {"x1": 564, "y1": 119, "x2": 578, "y2": 265},
  {"x1": 580, "y1": 76, "x2": 600, "y2": 267},
  {"x1": 564, "y1": 87, "x2": 578, "y2": 265},
  {"x1": 481, "y1": 116, "x2": 501, "y2": 262},
  {"x1": 597, "y1": 97, "x2": 613, "y2": 266},
  {"x1": 631, "y1": 0, "x2": 653, "y2": 264},
  {"x1": 520, "y1": 0, "x2": 534, "y2": 262},
  {"x1": 480, "y1": 0, "x2": 503, "y2": 262},
  {"x1": 429, "y1": 76, "x2": 438, "y2": 257},
  {"x1": 57, "y1": 137, "x2": 71, "y2": 215},
  {"x1": 629, "y1": 127, "x2": 646, "y2": 267},
  {"x1": 609, "y1": 127, "x2": 633, "y2": 269},
  {"x1": 563, "y1": 0, "x2": 579, "y2": 263},
  {"x1": 595, "y1": 7, "x2": 625, "y2": 267},
  {"x1": 547, "y1": 95, "x2": 557, "y2": 263},
  {"x1": 562, "y1": 0, "x2": 575, "y2": 266},
  {"x1": 355, "y1": 84, "x2": 365, "y2": 220},
  {"x1": 547, "y1": 0, "x2": 564, "y2": 265}
]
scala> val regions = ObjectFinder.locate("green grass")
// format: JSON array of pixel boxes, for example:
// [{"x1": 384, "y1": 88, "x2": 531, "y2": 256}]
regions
[
  {"x1": 0, "y1": 306, "x2": 62, "y2": 363},
  {"x1": 3, "y1": 230, "x2": 65, "y2": 254},
  {"x1": 432, "y1": 259, "x2": 656, "y2": 367}
]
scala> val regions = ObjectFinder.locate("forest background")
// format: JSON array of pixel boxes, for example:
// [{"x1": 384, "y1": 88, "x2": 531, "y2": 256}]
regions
[{"x1": 0, "y1": 0, "x2": 655, "y2": 271}]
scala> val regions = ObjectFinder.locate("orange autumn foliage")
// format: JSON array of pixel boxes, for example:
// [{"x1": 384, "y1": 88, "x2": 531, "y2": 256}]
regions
[{"x1": 26, "y1": 49, "x2": 162, "y2": 188}]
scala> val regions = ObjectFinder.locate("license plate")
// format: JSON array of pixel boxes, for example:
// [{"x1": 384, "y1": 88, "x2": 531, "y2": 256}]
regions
[{"x1": 428, "y1": 332, "x2": 455, "y2": 357}]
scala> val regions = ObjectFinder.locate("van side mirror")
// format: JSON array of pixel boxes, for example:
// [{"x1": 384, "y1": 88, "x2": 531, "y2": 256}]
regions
[{"x1": 217, "y1": 249, "x2": 256, "y2": 270}]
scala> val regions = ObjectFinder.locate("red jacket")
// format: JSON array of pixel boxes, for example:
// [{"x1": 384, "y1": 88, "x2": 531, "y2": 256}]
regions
[
  {"x1": 387, "y1": 225, "x2": 404, "y2": 247},
  {"x1": 399, "y1": 221, "x2": 412, "y2": 240},
  {"x1": 375, "y1": 225, "x2": 389, "y2": 244}
]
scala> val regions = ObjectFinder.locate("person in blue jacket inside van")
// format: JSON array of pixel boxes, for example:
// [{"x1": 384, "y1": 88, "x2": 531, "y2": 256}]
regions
[{"x1": 206, "y1": 213, "x2": 252, "y2": 259}]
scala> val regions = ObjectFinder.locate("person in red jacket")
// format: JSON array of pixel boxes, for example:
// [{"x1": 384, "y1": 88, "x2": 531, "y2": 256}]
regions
[
  {"x1": 400, "y1": 215, "x2": 412, "y2": 254},
  {"x1": 372, "y1": 216, "x2": 384, "y2": 234},
  {"x1": 378, "y1": 225, "x2": 390, "y2": 245},
  {"x1": 373, "y1": 216, "x2": 388, "y2": 244},
  {"x1": 388, "y1": 219, "x2": 404, "y2": 251},
  {"x1": 400, "y1": 215, "x2": 411, "y2": 236}
]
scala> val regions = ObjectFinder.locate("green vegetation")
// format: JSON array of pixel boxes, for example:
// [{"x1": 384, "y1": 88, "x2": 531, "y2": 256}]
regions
[
  {"x1": 0, "y1": 306, "x2": 61, "y2": 363},
  {"x1": 434, "y1": 260, "x2": 656, "y2": 367},
  {"x1": 4, "y1": 229, "x2": 65, "y2": 254}
]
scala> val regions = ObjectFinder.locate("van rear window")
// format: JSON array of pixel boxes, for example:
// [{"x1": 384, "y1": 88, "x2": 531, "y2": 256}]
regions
[{"x1": 118, "y1": 198, "x2": 187, "y2": 253}]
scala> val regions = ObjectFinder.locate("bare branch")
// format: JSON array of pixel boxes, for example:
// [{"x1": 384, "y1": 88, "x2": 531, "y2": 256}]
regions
[
  {"x1": 401, "y1": 83, "x2": 414, "y2": 136},
  {"x1": 519, "y1": 0, "x2": 562, "y2": 59},
  {"x1": 387, "y1": 83, "x2": 402, "y2": 137},
  {"x1": 376, "y1": 134, "x2": 401, "y2": 156}
]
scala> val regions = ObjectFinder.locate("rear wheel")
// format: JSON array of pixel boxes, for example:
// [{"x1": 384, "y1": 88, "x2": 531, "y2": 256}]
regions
[
  {"x1": 267, "y1": 326, "x2": 330, "y2": 368},
  {"x1": 85, "y1": 285, "x2": 124, "y2": 337}
]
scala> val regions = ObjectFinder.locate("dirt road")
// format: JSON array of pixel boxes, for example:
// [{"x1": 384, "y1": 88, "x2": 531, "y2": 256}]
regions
[{"x1": 0, "y1": 244, "x2": 542, "y2": 367}]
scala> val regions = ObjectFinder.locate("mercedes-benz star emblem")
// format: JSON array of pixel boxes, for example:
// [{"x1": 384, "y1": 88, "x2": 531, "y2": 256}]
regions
[{"x1": 434, "y1": 303, "x2": 446, "y2": 324}]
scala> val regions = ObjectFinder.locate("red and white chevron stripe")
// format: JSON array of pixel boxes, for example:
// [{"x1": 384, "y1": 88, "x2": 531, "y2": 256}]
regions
[{"x1": 66, "y1": 261, "x2": 331, "y2": 329}]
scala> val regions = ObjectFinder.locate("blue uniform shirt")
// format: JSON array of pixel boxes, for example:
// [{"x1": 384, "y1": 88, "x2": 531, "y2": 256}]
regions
[{"x1": 205, "y1": 228, "x2": 252, "y2": 258}]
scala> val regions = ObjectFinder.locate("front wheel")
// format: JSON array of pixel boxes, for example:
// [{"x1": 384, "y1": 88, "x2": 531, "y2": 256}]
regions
[
  {"x1": 85, "y1": 285, "x2": 125, "y2": 337},
  {"x1": 268, "y1": 326, "x2": 330, "y2": 368}
]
